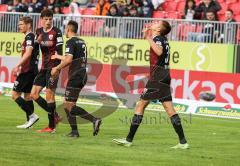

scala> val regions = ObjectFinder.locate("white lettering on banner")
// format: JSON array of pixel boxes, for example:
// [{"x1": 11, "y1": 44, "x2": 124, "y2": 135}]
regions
[
  {"x1": 171, "y1": 79, "x2": 182, "y2": 97},
  {"x1": 202, "y1": 81, "x2": 216, "y2": 94},
  {"x1": 237, "y1": 86, "x2": 240, "y2": 99},
  {"x1": 220, "y1": 83, "x2": 234, "y2": 103},
  {"x1": 183, "y1": 70, "x2": 200, "y2": 99},
  {"x1": 116, "y1": 65, "x2": 131, "y2": 93},
  {"x1": 132, "y1": 75, "x2": 148, "y2": 94},
  {"x1": 85, "y1": 64, "x2": 96, "y2": 92}
]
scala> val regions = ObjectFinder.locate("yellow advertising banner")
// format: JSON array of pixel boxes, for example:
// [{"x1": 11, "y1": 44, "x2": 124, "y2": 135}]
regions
[{"x1": 0, "y1": 33, "x2": 234, "y2": 72}]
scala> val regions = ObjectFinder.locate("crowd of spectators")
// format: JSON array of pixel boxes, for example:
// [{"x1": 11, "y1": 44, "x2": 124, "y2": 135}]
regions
[
  {"x1": 0, "y1": 0, "x2": 239, "y2": 43},
  {"x1": 0, "y1": 0, "x2": 239, "y2": 21}
]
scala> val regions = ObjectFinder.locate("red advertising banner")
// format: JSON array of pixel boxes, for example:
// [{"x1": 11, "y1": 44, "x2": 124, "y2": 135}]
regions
[{"x1": 1, "y1": 56, "x2": 240, "y2": 104}]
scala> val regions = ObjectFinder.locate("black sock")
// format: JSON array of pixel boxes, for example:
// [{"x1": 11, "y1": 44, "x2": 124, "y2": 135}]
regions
[
  {"x1": 126, "y1": 114, "x2": 143, "y2": 142},
  {"x1": 48, "y1": 102, "x2": 56, "y2": 129},
  {"x1": 170, "y1": 114, "x2": 187, "y2": 144},
  {"x1": 35, "y1": 96, "x2": 50, "y2": 113},
  {"x1": 70, "y1": 105, "x2": 96, "y2": 122},
  {"x1": 15, "y1": 97, "x2": 31, "y2": 121},
  {"x1": 64, "y1": 108, "x2": 78, "y2": 132},
  {"x1": 26, "y1": 100, "x2": 34, "y2": 115}
]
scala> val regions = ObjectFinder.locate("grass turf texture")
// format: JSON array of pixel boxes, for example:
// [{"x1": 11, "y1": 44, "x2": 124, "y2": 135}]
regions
[{"x1": 0, "y1": 96, "x2": 239, "y2": 166}]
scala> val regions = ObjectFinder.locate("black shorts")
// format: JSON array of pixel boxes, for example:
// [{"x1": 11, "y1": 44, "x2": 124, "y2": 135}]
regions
[
  {"x1": 33, "y1": 69, "x2": 59, "y2": 89},
  {"x1": 140, "y1": 67, "x2": 172, "y2": 103},
  {"x1": 65, "y1": 75, "x2": 87, "y2": 102},
  {"x1": 13, "y1": 71, "x2": 37, "y2": 93}
]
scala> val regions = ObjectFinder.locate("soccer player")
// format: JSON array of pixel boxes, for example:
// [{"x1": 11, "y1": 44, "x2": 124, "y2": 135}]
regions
[
  {"x1": 12, "y1": 16, "x2": 39, "y2": 129},
  {"x1": 30, "y1": 9, "x2": 63, "y2": 133},
  {"x1": 113, "y1": 21, "x2": 189, "y2": 149},
  {"x1": 51, "y1": 20, "x2": 102, "y2": 138}
]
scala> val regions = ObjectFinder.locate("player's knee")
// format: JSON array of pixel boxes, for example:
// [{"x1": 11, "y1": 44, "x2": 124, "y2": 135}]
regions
[
  {"x1": 30, "y1": 92, "x2": 39, "y2": 100},
  {"x1": 136, "y1": 100, "x2": 149, "y2": 109},
  {"x1": 45, "y1": 89, "x2": 55, "y2": 101},
  {"x1": 64, "y1": 101, "x2": 74, "y2": 111},
  {"x1": 11, "y1": 91, "x2": 19, "y2": 100}
]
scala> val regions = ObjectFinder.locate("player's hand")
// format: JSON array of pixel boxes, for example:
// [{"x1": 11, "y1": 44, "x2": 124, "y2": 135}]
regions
[
  {"x1": 51, "y1": 52, "x2": 59, "y2": 60},
  {"x1": 51, "y1": 67, "x2": 60, "y2": 78},
  {"x1": 13, "y1": 66, "x2": 20, "y2": 76},
  {"x1": 142, "y1": 28, "x2": 152, "y2": 39}
]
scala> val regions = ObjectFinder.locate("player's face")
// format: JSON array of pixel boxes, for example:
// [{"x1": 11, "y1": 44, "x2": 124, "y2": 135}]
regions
[
  {"x1": 150, "y1": 22, "x2": 161, "y2": 34},
  {"x1": 18, "y1": 21, "x2": 27, "y2": 33},
  {"x1": 65, "y1": 26, "x2": 70, "y2": 38},
  {"x1": 41, "y1": 16, "x2": 53, "y2": 29}
]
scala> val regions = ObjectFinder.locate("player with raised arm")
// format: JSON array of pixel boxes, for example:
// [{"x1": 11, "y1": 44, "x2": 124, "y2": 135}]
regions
[
  {"x1": 113, "y1": 21, "x2": 189, "y2": 149},
  {"x1": 30, "y1": 9, "x2": 63, "y2": 133},
  {"x1": 12, "y1": 16, "x2": 39, "y2": 129},
  {"x1": 51, "y1": 20, "x2": 102, "y2": 138}
]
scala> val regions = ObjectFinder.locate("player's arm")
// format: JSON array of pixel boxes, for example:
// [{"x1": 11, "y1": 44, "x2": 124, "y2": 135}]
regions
[
  {"x1": 147, "y1": 37, "x2": 163, "y2": 56},
  {"x1": 51, "y1": 40, "x2": 73, "y2": 77},
  {"x1": 13, "y1": 36, "x2": 34, "y2": 76},
  {"x1": 143, "y1": 28, "x2": 163, "y2": 56},
  {"x1": 55, "y1": 29, "x2": 63, "y2": 55}
]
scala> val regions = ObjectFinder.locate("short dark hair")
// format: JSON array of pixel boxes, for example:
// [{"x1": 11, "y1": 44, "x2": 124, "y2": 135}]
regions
[
  {"x1": 40, "y1": 9, "x2": 53, "y2": 18},
  {"x1": 19, "y1": 16, "x2": 33, "y2": 27},
  {"x1": 161, "y1": 21, "x2": 171, "y2": 36},
  {"x1": 226, "y1": 9, "x2": 233, "y2": 14},
  {"x1": 67, "y1": 20, "x2": 78, "y2": 33}
]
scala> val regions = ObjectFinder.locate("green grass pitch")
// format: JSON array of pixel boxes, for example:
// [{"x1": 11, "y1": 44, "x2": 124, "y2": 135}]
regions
[{"x1": 0, "y1": 96, "x2": 239, "y2": 166}]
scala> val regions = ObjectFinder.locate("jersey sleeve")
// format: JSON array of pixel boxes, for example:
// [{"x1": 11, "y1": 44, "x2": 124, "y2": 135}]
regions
[
  {"x1": 65, "y1": 39, "x2": 74, "y2": 56},
  {"x1": 153, "y1": 36, "x2": 164, "y2": 47},
  {"x1": 25, "y1": 33, "x2": 35, "y2": 48},
  {"x1": 55, "y1": 28, "x2": 63, "y2": 55}
]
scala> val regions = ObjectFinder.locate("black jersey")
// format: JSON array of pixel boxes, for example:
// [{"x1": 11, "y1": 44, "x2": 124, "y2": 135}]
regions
[
  {"x1": 65, "y1": 37, "x2": 87, "y2": 78},
  {"x1": 35, "y1": 27, "x2": 63, "y2": 70},
  {"x1": 21, "y1": 32, "x2": 39, "y2": 73},
  {"x1": 150, "y1": 35, "x2": 170, "y2": 72}
]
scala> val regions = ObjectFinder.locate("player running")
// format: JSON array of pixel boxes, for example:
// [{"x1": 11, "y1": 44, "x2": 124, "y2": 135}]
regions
[
  {"x1": 113, "y1": 21, "x2": 189, "y2": 149},
  {"x1": 30, "y1": 9, "x2": 63, "y2": 133},
  {"x1": 12, "y1": 16, "x2": 39, "y2": 129},
  {"x1": 51, "y1": 20, "x2": 102, "y2": 138}
]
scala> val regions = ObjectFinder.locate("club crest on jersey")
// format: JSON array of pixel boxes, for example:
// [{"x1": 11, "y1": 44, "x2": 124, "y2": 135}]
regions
[
  {"x1": 49, "y1": 34, "x2": 53, "y2": 40},
  {"x1": 14, "y1": 81, "x2": 19, "y2": 86}
]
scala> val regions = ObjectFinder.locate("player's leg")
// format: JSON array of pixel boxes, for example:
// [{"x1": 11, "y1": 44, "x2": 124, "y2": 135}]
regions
[
  {"x1": 45, "y1": 88, "x2": 57, "y2": 130},
  {"x1": 65, "y1": 76, "x2": 102, "y2": 136},
  {"x1": 162, "y1": 101, "x2": 189, "y2": 149},
  {"x1": 113, "y1": 99, "x2": 149, "y2": 146},
  {"x1": 24, "y1": 93, "x2": 39, "y2": 128},
  {"x1": 30, "y1": 70, "x2": 49, "y2": 113},
  {"x1": 64, "y1": 101, "x2": 79, "y2": 138}
]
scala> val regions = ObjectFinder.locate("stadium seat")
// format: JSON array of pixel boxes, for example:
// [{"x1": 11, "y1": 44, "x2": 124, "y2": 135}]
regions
[
  {"x1": 80, "y1": 18, "x2": 96, "y2": 35},
  {"x1": 218, "y1": 13, "x2": 225, "y2": 21},
  {"x1": 0, "y1": 4, "x2": 8, "y2": 12},
  {"x1": 225, "y1": 0, "x2": 237, "y2": 4},
  {"x1": 237, "y1": 28, "x2": 240, "y2": 42},
  {"x1": 234, "y1": 14, "x2": 240, "y2": 22},
  {"x1": 177, "y1": 23, "x2": 196, "y2": 40},
  {"x1": 229, "y1": 3, "x2": 240, "y2": 14},
  {"x1": 162, "y1": 1, "x2": 178, "y2": 11},
  {"x1": 166, "y1": 11, "x2": 180, "y2": 19},
  {"x1": 93, "y1": 19, "x2": 105, "y2": 33},
  {"x1": 176, "y1": 1, "x2": 185, "y2": 15},
  {"x1": 219, "y1": 2, "x2": 229, "y2": 14},
  {"x1": 152, "y1": 11, "x2": 166, "y2": 18},
  {"x1": 62, "y1": 7, "x2": 70, "y2": 14},
  {"x1": 82, "y1": 8, "x2": 95, "y2": 15}
]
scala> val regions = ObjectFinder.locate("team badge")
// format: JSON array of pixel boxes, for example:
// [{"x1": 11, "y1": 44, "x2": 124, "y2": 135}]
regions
[{"x1": 49, "y1": 34, "x2": 53, "y2": 40}]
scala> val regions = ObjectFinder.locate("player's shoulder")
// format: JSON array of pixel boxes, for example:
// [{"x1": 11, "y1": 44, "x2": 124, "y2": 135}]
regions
[
  {"x1": 25, "y1": 32, "x2": 35, "y2": 39},
  {"x1": 36, "y1": 27, "x2": 43, "y2": 34},
  {"x1": 52, "y1": 26, "x2": 62, "y2": 34},
  {"x1": 154, "y1": 35, "x2": 165, "y2": 41}
]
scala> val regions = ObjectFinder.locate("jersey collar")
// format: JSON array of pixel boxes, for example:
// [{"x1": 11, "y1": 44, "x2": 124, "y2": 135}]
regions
[{"x1": 43, "y1": 26, "x2": 53, "y2": 33}]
